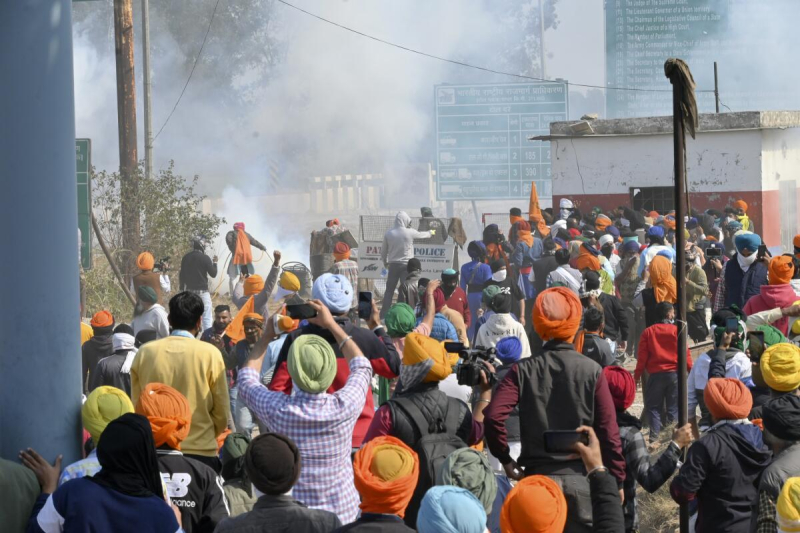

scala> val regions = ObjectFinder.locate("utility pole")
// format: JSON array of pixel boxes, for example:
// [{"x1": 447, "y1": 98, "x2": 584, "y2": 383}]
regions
[
  {"x1": 539, "y1": 0, "x2": 547, "y2": 79},
  {"x1": 142, "y1": 0, "x2": 154, "y2": 180},
  {"x1": 714, "y1": 61, "x2": 720, "y2": 113},
  {"x1": 114, "y1": 0, "x2": 141, "y2": 279}
]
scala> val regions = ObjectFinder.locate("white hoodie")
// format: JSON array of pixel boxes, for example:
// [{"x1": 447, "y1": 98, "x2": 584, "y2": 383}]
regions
[
  {"x1": 474, "y1": 313, "x2": 531, "y2": 358},
  {"x1": 381, "y1": 211, "x2": 432, "y2": 265}
]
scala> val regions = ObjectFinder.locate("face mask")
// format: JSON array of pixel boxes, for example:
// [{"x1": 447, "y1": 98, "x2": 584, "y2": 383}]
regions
[
  {"x1": 663, "y1": 319, "x2": 675, "y2": 325},
  {"x1": 492, "y1": 270, "x2": 508, "y2": 282},
  {"x1": 560, "y1": 208, "x2": 572, "y2": 220},
  {"x1": 737, "y1": 251, "x2": 757, "y2": 270}
]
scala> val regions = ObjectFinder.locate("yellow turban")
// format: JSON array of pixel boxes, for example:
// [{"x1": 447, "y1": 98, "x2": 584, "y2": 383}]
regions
[
  {"x1": 82, "y1": 386, "x2": 134, "y2": 444},
  {"x1": 354, "y1": 436, "x2": 419, "y2": 518},
  {"x1": 761, "y1": 343, "x2": 800, "y2": 392},
  {"x1": 778, "y1": 477, "x2": 800, "y2": 533},
  {"x1": 402, "y1": 333, "x2": 458, "y2": 384},
  {"x1": 280, "y1": 271, "x2": 301, "y2": 292},
  {"x1": 136, "y1": 252, "x2": 155, "y2": 271}
]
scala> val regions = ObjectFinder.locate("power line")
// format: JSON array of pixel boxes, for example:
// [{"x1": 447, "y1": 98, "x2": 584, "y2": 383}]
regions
[
  {"x1": 275, "y1": 0, "x2": 714, "y2": 94},
  {"x1": 153, "y1": 0, "x2": 222, "y2": 143}
]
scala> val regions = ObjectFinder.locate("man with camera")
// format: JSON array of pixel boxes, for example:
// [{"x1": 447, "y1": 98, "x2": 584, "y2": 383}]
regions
[{"x1": 133, "y1": 251, "x2": 171, "y2": 308}]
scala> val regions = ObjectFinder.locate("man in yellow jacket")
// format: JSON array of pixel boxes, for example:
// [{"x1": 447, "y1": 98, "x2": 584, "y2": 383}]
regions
[{"x1": 132, "y1": 291, "x2": 230, "y2": 472}]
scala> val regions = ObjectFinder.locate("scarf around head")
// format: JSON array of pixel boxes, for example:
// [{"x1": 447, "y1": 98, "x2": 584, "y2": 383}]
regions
[
  {"x1": 233, "y1": 227, "x2": 253, "y2": 266},
  {"x1": 354, "y1": 436, "x2": 419, "y2": 518},
  {"x1": 287, "y1": 334, "x2": 337, "y2": 394},
  {"x1": 437, "y1": 448, "x2": 497, "y2": 514},
  {"x1": 500, "y1": 475, "x2": 567, "y2": 533},
  {"x1": 417, "y1": 486, "x2": 487, "y2": 533},
  {"x1": 135, "y1": 383, "x2": 191, "y2": 450},
  {"x1": 650, "y1": 255, "x2": 677, "y2": 303},
  {"x1": 113, "y1": 333, "x2": 139, "y2": 374}
]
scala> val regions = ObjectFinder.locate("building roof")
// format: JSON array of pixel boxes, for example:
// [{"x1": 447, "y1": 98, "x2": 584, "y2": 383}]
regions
[{"x1": 535, "y1": 111, "x2": 800, "y2": 140}]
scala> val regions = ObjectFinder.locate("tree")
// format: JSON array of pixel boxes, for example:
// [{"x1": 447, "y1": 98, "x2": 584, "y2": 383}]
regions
[
  {"x1": 493, "y1": 0, "x2": 560, "y2": 78},
  {"x1": 87, "y1": 161, "x2": 225, "y2": 319}
]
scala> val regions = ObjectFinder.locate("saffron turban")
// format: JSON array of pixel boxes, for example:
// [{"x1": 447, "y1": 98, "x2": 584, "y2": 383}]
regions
[
  {"x1": 244, "y1": 275, "x2": 264, "y2": 296},
  {"x1": 778, "y1": 478, "x2": 800, "y2": 533},
  {"x1": 595, "y1": 214, "x2": 612, "y2": 232},
  {"x1": 500, "y1": 475, "x2": 567, "y2": 533},
  {"x1": 760, "y1": 343, "x2": 800, "y2": 392},
  {"x1": 385, "y1": 303, "x2": 417, "y2": 338},
  {"x1": 575, "y1": 244, "x2": 601, "y2": 272},
  {"x1": 401, "y1": 333, "x2": 458, "y2": 389},
  {"x1": 437, "y1": 448, "x2": 497, "y2": 514},
  {"x1": 417, "y1": 486, "x2": 487, "y2": 533},
  {"x1": 82, "y1": 386, "x2": 134, "y2": 444},
  {"x1": 734, "y1": 200, "x2": 748, "y2": 212},
  {"x1": 603, "y1": 365, "x2": 636, "y2": 411},
  {"x1": 664, "y1": 215, "x2": 677, "y2": 230},
  {"x1": 276, "y1": 315, "x2": 299, "y2": 334},
  {"x1": 312, "y1": 273, "x2": 353, "y2": 314},
  {"x1": 91, "y1": 310, "x2": 114, "y2": 328},
  {"x1": 135, "y1": 383, "x2": 191, "y2": 450},
  {"x1": 495, "y1": 336, "x2": 522, "y2": 364},
  {"x1": 533, "y1": 287, "x2": 582, "y2": 343},
  {"x1": 650, "y1": 255, "x2": 677, "y2": 303},
  {"x1": 354, "y1": 436, "x2": 419, "y2": 518},
  {"x1": 243, "y1": 313, "x2": 264, "y2": 326},
  {"x1": 333, "y1": 242, "x2": 351, "y2": 261},
  {"x1": 245, "y1": 433, "x2": 301, "y2": 496},
  {"x1": 136, "y1": 252, "x2": 155, "y2": 270},
  {"x1": 770, "y1": 255, "x2": 795, "y2": 285},
  {"x1": 287, "y1": 334, "x2": 337, "y2": 394},
  {"x1": 704, "y1": 378, "x2": 753, "y2": 420}
]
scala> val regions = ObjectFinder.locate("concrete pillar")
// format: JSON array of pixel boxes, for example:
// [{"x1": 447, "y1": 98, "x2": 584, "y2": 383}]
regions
[{"x1": 0, "y1": 0, "x2": 82, "y2": 463}]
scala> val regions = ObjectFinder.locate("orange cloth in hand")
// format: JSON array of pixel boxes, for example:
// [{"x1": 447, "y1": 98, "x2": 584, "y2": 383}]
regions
[
  {"x1": 136, "y1": 252, "x2": 155, "y2": 270},
  {"x1": 233, "y1": 228, "x2": 253, "y2": 266},
  {"x1": 533, "y1": 287, "x2": 582, "y2": 343},
  {"x1": 354, "y1": 436, "x2": 419, "y2": 518},
  {"x1": 770, "y1": 255, "x2": 795, "y2": 285},
  {"x1": 244, "y1": 275, "x2": 264, "y2": 296},
  {"x1": 704, "y1": 378, "x2": 753, "y2": 420},
  {"x1": 135, "y1": 383, "x2": 191, "y2": 450},
  {"x1": 650, "y1": 255, "x2": 677, "y2": 303},
  {"x1": 500, "y1": 475, "x2": 567, "y2": 533},
  {"x1": 226, "y1": 296, "x2": 255, "y2": 344}
]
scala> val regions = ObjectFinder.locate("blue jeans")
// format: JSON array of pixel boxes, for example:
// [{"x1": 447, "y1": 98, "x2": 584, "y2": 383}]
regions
[
  {"x1": 229, "y1": 386, "x2": 255, "y2": 438},
  {"x1": 644, "y1": 371, "x2": 678, "y2": 439}
]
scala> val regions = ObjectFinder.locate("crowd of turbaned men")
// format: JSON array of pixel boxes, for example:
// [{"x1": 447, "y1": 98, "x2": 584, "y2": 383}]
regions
[{"x1": 10, "y1": 197, "x2": 800, "y2": 533}]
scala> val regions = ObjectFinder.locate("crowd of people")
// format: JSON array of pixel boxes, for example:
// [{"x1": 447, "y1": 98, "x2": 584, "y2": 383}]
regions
[{"x1": 9, "y1": 200, "x2": 800, "y2": 533}]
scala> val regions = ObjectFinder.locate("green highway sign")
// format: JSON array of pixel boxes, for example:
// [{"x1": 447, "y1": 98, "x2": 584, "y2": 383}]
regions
[
  {"x1": 76, "y1": 139, "x2": 92, "y2": 270},
  {"x1": 434, "y1": 82, "x2": 568, "y2": 201}
]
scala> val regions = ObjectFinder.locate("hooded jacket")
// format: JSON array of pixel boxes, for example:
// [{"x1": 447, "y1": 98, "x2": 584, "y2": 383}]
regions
[
  {"x1": 671, "y1": 423, "x2": 771, "y2": 533},
  {"x1": 381, "y1": 212, "x2": 432, "y2": 265},
  {"x1": 743, "y1": 283, "x2": 798, "y2": 335},
  {"x1": 473, "y1": 313, "x2": 531, "y2": 357}
]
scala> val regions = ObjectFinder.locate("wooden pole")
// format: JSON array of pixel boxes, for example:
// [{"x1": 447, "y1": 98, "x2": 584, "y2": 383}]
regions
[
  {"x1": 114, "y1": 0, "x2": 140, "y2": 282},
  {"x1": 668, "y1": 65, "x2": 690, "y2": 533},
  {"x1": 92, "y1": 213, "x2": 137, "y2": 306}
]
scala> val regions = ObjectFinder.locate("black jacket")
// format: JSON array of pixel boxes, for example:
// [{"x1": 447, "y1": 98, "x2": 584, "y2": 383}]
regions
[
  {"x1": 532, "y1": 254, "x2": 559, "y2": 296},
  {"x1": 214, "y1": 495, "x2": 341, "y2": 533},
  {"x1": 599, "y1": 292, "x2": 628, "y2": 342},
  {"x1": 179, "y1": 250, "x2": 218, "y2": 291},
  {"x1": 590, "y1": 469, "x2": 626, "y2": 532},
  {"x1": 88, "y1": 352, "x2": 131, "y2": 396},
  {"x1": 157, "y1": 449, "x2": 229, "y2": 533},
  {"x1": 332, "y1": 513, "x2": 415, "y2": 533},
  {"x1": 81, "y1": 331, "x2": 113, "y2": 394}
]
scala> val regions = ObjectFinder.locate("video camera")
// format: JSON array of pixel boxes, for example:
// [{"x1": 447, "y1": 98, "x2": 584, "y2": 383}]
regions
[
  {"x1": 154, "y1": 256, "x2": 171, "y2": 273},
  {"x1": 445, "y1": 342, "x2": 498, "y2": 388}
]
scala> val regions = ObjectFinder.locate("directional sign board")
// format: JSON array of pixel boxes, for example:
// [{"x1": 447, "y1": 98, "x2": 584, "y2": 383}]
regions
[
  {"x1": 435, "y1": 82, "x2": 567, "y2": 201},
  {"x1": 76, "y1": 139, "x2": 92, "y2": 270}
]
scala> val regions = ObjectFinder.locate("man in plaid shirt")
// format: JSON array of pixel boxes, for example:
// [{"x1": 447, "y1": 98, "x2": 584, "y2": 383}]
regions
[{"x1": 238, "y1": 300, "x2": 372, "y2": 525}]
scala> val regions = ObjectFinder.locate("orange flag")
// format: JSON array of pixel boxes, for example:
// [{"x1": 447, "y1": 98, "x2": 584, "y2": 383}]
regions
[
  {"x1": 225, "y1": 296, "x2": 255, "y2": 344},
  {"x1": 528, "y1": 182, "x2": 550, "y2": 237}
]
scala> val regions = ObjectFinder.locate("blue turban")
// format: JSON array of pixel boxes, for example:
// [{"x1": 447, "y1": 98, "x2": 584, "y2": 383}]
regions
[
  {"x1": 606, "y1": 225, "x2": 620, "y2": 239},
  {"x1": 621, "y1": 240, "x2": 641, "y2": 254},
  {"x1": 495, "y1": 337, "x2": 522, "y2": 364},
  {"x1": 581, "y1": 242, "x2": 601, "y2": 256},
  {"x1": 656, "y1": 248, "x2": 675, "y2": 262},
  {"x1": 687, "y1": 217, "x2": 699, "y2": 229},
  {"x1": 467, "y1": 241, "x2": 486, "y2": 259},
  {"x1": 648, "y1": 226, "x2": 665, "y2": 239},
  {"x1": 553, "y1": 237, "x2": 567, "y2": 249},
  {"x1": 727, "y1": 220, "x2": 743, "y2": 232},
  {"x1": 442, "y1": 269, "x2": 457, "y2": 276},
  {"x1": 312, "y1": 273, "x2": 353, "y2": 314},
  {"x1": 417, "y1": 486, "x2": 487, "y2": 533},
  {"x1": 735, "y1": 233, "x2": 761, "y2": 254}
]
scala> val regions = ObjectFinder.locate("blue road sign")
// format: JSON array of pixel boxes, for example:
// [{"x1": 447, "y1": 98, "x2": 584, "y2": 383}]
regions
[{"x1": 434, "y1": 82, "x2": 568, "y2": 201}]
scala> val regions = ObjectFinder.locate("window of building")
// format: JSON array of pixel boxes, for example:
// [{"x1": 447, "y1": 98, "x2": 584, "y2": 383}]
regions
[{"x1": 630, "y1": 187, "x2": 674, "y2": 214}]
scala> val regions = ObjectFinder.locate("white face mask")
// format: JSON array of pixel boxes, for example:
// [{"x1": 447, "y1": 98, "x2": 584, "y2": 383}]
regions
[
  {"x1": 560, "y1": 208, "x2": 572, "y2": 220},
  {"x1": 737, "y1": 251, "x2": 757, "y2": 270},
  {"x1": 492, "y1": 270, "x2": 508, "y2": 282}
]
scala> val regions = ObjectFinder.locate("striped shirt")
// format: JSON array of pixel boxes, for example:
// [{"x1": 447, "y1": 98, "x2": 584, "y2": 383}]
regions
[{"x1": 238, "y1": 357, "x2": 372, "y2": 525}]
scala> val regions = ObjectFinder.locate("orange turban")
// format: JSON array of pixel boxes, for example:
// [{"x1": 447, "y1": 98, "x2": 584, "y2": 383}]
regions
[
  {"x1": 664, "y1": 215, "x2": 677, "y2": 231},
  {"x1": 516, "y1": 221, "x2": 534, "y2": 247},
  {"x1": 649, "y1": 255, "x2": 677, "y2": 303},
  {"x1": 595, "y1": 214, "x2": 612, "y2": 232},
  {"x1": 135, "y1": 383, "x2": 191, "y2": 450},
  {"x1": 770, "y1": 255, "x2": 795, "y2": 285},
  {"x1": 136, "y1": 252, "x2": 155, "y2": 270},
  {"x1": 734, "y1": 200, "x2": 748, "y2": 212},
  {"x1": 574, "y1": 245, "x2": 601, "y2": 272},
  {"x1": 648, "y1": 211, "x2": 660, "y2": 219},
  {"x1": 90, "y1": 310, "x2": 114, "y2": 328},
  {"x1": 794, "y1": 235, "x2": 800, "y2": 250},
  {"x1": 533, "y1": 287, "x2": 582, "y2": 343},
  {"x1": 244, "y1": 275, "x2": 264, "y2": 296},
  {"x1": 704, "y1": 378, "x2": 753, "y2": 421},
  {"x1": 354, "y1": 436, "x2": 419, "y2": 518},
  {"x1": 500, "y1": 475, "x2": 567, "y2": 532},
  {"x1": 276, "y1": 315, "x2": 300, "y2": 334},
  {"x1": 333, "y1": 242, "x2": 351, "y2": 261},
  {"x1": 243, "y1": 313, "x2": 264, "y2": 325}
]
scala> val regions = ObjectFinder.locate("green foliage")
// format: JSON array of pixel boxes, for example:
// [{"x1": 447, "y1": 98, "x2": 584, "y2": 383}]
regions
[{"x1": 86, "y1": 161, "x2": 225, "y2": 318}]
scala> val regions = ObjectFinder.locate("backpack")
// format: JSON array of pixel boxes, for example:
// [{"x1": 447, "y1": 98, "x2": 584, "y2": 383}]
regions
[{"x1": 390, "y1": 394, "x2": 468, "y2": 526}]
